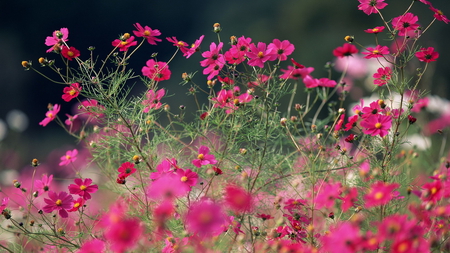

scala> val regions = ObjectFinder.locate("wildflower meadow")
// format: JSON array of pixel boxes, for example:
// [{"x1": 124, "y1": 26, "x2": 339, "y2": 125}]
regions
[{"x1": 2, "y1": 0, "x2": 450, "y2": 252}]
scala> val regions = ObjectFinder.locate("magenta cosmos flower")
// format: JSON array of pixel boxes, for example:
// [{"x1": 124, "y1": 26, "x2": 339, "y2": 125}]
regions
[
  {"x1": 430, "y1": 6, "x2": 450, "y2": 24},
  {"x1": 333, "y1": 43, "x2": 358, "y2": 58},
  {"x1": 78, "y1": 238, "x2": 105, "y2": 253},
  {"x1": 45, "y1": 28, "x2": 69, "y2": 53},
  {"x1": 373, "y1": 67, "x2": 392, "y2": 86},
  {"x1": 364, "y1": 26, "x2": 385, "y2": 34},
  {"x1": 362, "y1": 45, "x2": 390, "y2": 59},
  {"x1": 62, "y1": 82, "x2": 82, "y2": 102},
  {"x1": 43, "y1": 191, "x2": 73, "y2": 218},
  {"x1": 224, "y1": 184, "x2": 253, "y2": 213},
  {"x1": 59, "y1": 149, "x2": 78, "y2": 166},
  {"x1": 392, "y1": 13, "x2": 420, "y2": 36},
  {"x1": 117, "y1": 161, "x2": 137, "y2": 179},
  {"x1": 133, "y1": 23, "x2": 162, "y2": 45},
  {"x1": 364, "y1": 181, "x2": 400, "y2": 208},
  {"x1": 192, "y1": 145, "x2": 217, "y2": 168},
  {"x1": 415, "y1": 47, "x2": 439, "y2": 63},
  {"x1": 68, "y1": 178, "x2": 98, "y2": 200},
  {"x1": 142, "y1": 88, "x2": 165, "y2": 113},
  {"x1": 268, "y1": 39, "x2": 295, "y2": 61},
  {"x1": 61, "y1": 46, "x2": 80, "y2": 61},
  {"x1": 39, "y1": 104, "x2": 60, "y2": 127},
  {"x1": 185, "y1": 198, "x2": 227, "y2": 238},
  {"x1": 360, "y1": 114, "x2": 392, "y2": 137},
  {"x1": 183, "y1": 35, "x2": 205, "y2": 59},
  {"x1": 34, "y1": 174, "x2": 53, "y2": 196},
  {"x1": 142, "y1": 59, "x2": 171, "y2": 81},
  {"x1": 247, "y1": 42, "x2": 277, "y2": 68},
  {"x1": 200, "y1": 42, "x2": 224, "y2": 67},
  {"x1": 357, "y1": 0, "x2": 387, "y2": 15},
  {"x1": 112, "y1": 35, "x2": 138, "y2": 51}
]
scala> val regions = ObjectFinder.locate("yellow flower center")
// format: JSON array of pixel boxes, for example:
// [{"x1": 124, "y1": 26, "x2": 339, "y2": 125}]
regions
[
  {"x1": 80, "y1": 185, "x2": 87, "y2": 191},
  {"x1": 48, "y1": 113, "x2": 53, "y2": 118},
  {"x1": 257, "y1": 51, "x2": 264, "y2": 58},
  {"x1": 373, "y1": 28, "x2": 379, "y2": 32},
  {"x1": 373, "y1": 50, "x2": 380, "y2": 54},
  {"x1": 69, "y1": 89, "x2": 77, "y2": 96},
  {"x1": 397, "y1": 242, "x2": 409, "y2": 252},
  {"x1": 121, "y1": 41, "x2": 128, "y2": 46},
  {"x1": 431, "y1": 187, "x2": 437, "y2": 195},
  {"x1": 199, "y1": 211, "x2": 212, "y2": 224},
  {"x1": 144, "y1": 30, "x2": 150, "y2": 36},
  {"x1": 197, "y1": 154, "x2": 204, "y2": 160},
  {"x1": 66, "y1": 155, "x2": 71, "y2": 160},
  {"x1": 181, "y1": 176, "x2": 188, "y2": 182},
  {"x1": 74, "y1": 203, "x2": 80, "y2": 208},
  {"x1": 375, "y1": 122, "x2": 382, "y2": 129},
  {"x1": 67, "y1": 51, "x2": 74, "y2": 57},
  {"x1": 374, "y1": 192, "x2": 384, "y2": 200},
  {"x1": 177, "y1": 41, "x2": 185, "y2": 47},
  {"x1": 55, "y1": 199, "x2": 62, "y2": 206}
]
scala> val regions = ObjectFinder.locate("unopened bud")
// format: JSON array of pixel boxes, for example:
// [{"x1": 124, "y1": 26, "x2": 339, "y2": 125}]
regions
[
  {"x1": 31, "y1": 158, "x2": 39, "y2": 167},
  {"x1": 213, "y1": 23, "x2": 221, "y2": 33},
  {"x1": 280, "y1": 118, "x2": 287, "y2": 126},
  {"x1": 230, "y1": 36, "x2": 237, "y2": 45},
  {"x1": 21, "y1": 61, "x2": 31, "y2": 69},
  {"x1": 344, "y1": 35, "x2": 354, "y2": 43}
]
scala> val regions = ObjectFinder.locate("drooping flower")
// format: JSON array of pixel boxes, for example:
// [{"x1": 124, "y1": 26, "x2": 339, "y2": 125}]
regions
[
  {"x1": 62, "y1": 83, "x2": 82, "y2": 102},
  {"x1": 357, "y1": 0, "x2": 388, "y2": 15},
  {"x1": 45, "y1": 28, "x2": 69, "y2": 53},
  {"x1": 43, "y1": 191, "x2": 74, "y2": 218},
  {"x1": 142, "y1": 89, "x2": 165, "y2": 113},
  {"x1": 360, "y1": 114, "x2": 392, "y2": 137},
  {"x1": 224, "y1": 184, "x2": 253, "y2": 213},
  {"x1": 362, "y1": 45, "x2": 390, "y2": 59},
  {"x1": 430, "y1": 6, "x2": 450, "y2": 24},
  {"x1": 59, "y1": 149, "x2": 78, "y2": 166},
  {"x1": 117, "y1": 161, "x2": 137, "y2": 179},
  {"x1": 247, "y1": 42, "x2": 277, "y2": 68},
  {"x1": 364, "y1": 181, "x2": 400, "y2": 208},
  {"x1": 415, "y1": 47, "x2": 439, "y2": 63},
  {"x1": 34, "y1": 174, "x2": 53, "y2": 196},
  {"x1": 133, "y1": 23, "x2": 162, "y2": 45},
  {"x1": 373, "y1": 66, "x2": 392, "y2": 86},
  {"x1": 185, "y1": 198, "x2": 227, "y2": 238},
  {"x1": 111, "y1": 35, "x2": 138, "y2": 51},
  {"x1": 392, "y1": 13, "x2": 420, "y2": 36},
  {"x1": 68, "y1": 178, "x2": 98, "y2": 200},
  {"x1": 364, "y1": 26, "x2": 385, "y2": 34},
  {"x1": 61, "y1": 46, "x2": 80, "y2": 61},
  {"x1": 280, "y1": 66, "x2": 314, "y2": 80},
  {"x1": 65, "y1": 114, "x2": 79, "y2": 126},
  {"x1": 268, "y1": 39, "x2": 295, "y2": 61},
  {"x1": 142, "y1": 59, "x2": 171, "y2": 81},
  {"x1": 39, "y1": 104, "x2": 60, "y2": 127},
  {"x1": 192, "y1": 145, "x2": 217, "y2": 168},
  {"x1": 333, "y1": 43, "x2": 358, "y2": 58},
  {"x1": 183, "y1": 35, "x2": 205, "y2": 58}
]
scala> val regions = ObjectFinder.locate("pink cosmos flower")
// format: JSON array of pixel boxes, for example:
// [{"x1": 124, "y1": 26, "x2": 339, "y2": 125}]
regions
[
  {"x1": 364, "y1": 26, "x2": 385, "y2": 34},
  {"x1": 117, "y1": 161, "x2": 137, "y2": 178},
  {"x1": 192, "y1": 145, "x2": 217, "y2": 168},
  {"x1": 248, "y1": 74, "x2": 271, "y2": 87},
  {"x1": 415, "y1": 47, "x2": 439, "y2": 63},
  {"x1": 79, "y1": 99, "x2": 105, "y2": 118},
  {"x1": 224, "y1": 185, "x2": 253, "y2": 213},
  {"x1": 43, "y1": 191, "x2": 74, "y2": 218},
  {"x1": 150, "y1": 159, "x2": 176, "y2": 181},
  {"x1": 147, "y1": 173, "x2": 189, "y2": 200},
  {"x1": 183, "y1": 35, "x2": 205, "y2": 58},
  {"x1": 142, "y1": 59, "x2": 171, "y2": 81},
  {"x1": 200, "y1": 42, "x2": 224, "y2": 67},
  {"x1": 34, "y1": 174, "x2": 53, "y2": 196},
  {"x1": 78, "y1": 239, "x2": 106, "y2": 253},
  {"x1": 45, "y1": 28, "x2": 69, "y2": 53},
  {"x1": 185, "y1": 198, "x2": 227, "y2": 238},
  {"x1": 362, "y1": 45, "x2": 390, "y2": 59},
  {"x1": 111, "y1": 36, "x2": 138, "y2": 51},
  {"x1": 280, "y1": 66, "x2": 314, "y2": 80},
  {"x1": 133, "y1": 23, "x2": 162, "y2": 45},
  {"x1": 344, "y1": 115, "x2": 359, "y2": 131},
  {"x1": 142, "y1": 88, "x2": 165, "y2": 113},
  {"x1": 68, "y1": 178, "x2": 98, "y2": 200},
  {"x1": 247, "y1": 42, "x2": 277, "y2": 68},
  {"x1": 68, "y1": 197, "x2": 84, "y2": 212},
  {"x1": 268, "y1": 39, "x2": 295, "y2": 61},
  {"x1": 302, "y1": 75, "x2": 319, "y2": 88},
  {"x1": 167, "y1": 36, "x2": 189, "y2": 52},
  {"x1": 224, "y1": 36, "x2": 252, "y2": 65},
  {"x1": 360, "y1": 114, "x2": 392, "y2": 137},
  {"x1": 364, "y1": 181, "x2": 400, "y2": 208},
  {"x1": 176, "y1": 168, "x2": 198, "y2": 187},
  {"x1": 314, "y1": 181, "x2": 342, "y2": 209},
  {"x1": 39, "y1": 104, "x2": 60, "y2": 127},
  {"x1": 61, "y1": 46, "x2": 80, "y2": 61},
  {"x1": 203, "y1": 63, "x2": 225, "y2": 80},
  {"x1": 104, "y1": 217, "x2": 143, "y2": 253},
  {"x1": 65, "y1": 114, "x2": 78, "y2": 126},
  {"x1": 361, "y1": 100, "x2": 384, "y2": 117},
  {"x1": 0, "y1": 197, "x2": 9, "y2": 214},
  {"x1": 316, "y1": 77, "x2": 337, "y2": 88},
  {"x1": 392, "y1": 13, "x2": 420, "y2": 36},
  {"x1": 321, "y1": 222, "x2": 364, "y2": 252},
  {"x1": 373, "y1": 66, "x2": 392, "y2": 86},
  {"x1": 430, "y1": 6, "x2": 449, "y2": 24},
  {"x1": 340, "y1": 187, "x2": 358, "y2": 212},
  {"x1": 62, "y1": 83, "x2": 82, "y2": 102},
  {"x1": 333, "y1": 43, "x2": 358, "y2": 58},
  {"x1": 59, "y1": 149, "x2": 78, "y2": 166},
  {"x1": 357, "y1": 0, "x2": 387, "y2": 15}
]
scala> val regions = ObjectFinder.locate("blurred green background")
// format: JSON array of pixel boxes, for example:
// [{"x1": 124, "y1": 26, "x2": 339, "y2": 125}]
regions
[{"x1": 0, "y1": 0, "x2": 448, "y2": 173}]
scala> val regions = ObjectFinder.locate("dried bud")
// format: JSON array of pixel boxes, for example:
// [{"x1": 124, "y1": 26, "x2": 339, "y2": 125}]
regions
[
  {"x1": 116, "y1": 177, "x2": 126, "y2": 184},
  {"x1": 408, "y1": 115, "x2": 417, "y2": 124},
  {"x1": 13, "y1": 180, "x2": 21, "y2": 188},
  {"x1": 290, "y1": 116, "x2": 298, "y2": 122},
  {"x1": 338, "y1": 108, "x2": 345, "y2": 115},
  {"x1": 280, "y1": 118, "x2": 287, "y2": 126},
  {"x1": 295, "y1": 104, "x2": 302, "y2": 111},
  {"x1": 179, "y1": 105, "x2": 185, "y2": 110},
  {"x1": 328, "y1": 212, "x2": 335, "y2": 219},
  {"x1": 181, "y1": 72, "x2": 190, "y2": 81},
  {"x1": 230, "y1": 36, "x2": 237, "y2": 45},
  {"x1": 207, "y1": 79, "x2": 216, "y2": 88},
  {"x1": 213, "y1": 23, "x2": 221, "y2": 33},
  {"x1": 38, "y1": 57, "x2": 47, "y2": 66},
  {"x1": 33, "y1": 191, "x2": 39, "y2": 198}
]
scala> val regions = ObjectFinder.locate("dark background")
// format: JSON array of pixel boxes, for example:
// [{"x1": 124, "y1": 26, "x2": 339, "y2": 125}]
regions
[{"x1": 1, "y1": 0, "x2": 449, "y2": 172}]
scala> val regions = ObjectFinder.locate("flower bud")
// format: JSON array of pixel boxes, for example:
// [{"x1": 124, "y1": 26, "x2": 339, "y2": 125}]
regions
[
  {"x1": 21, "y1": 61, "x2": 31, "y2": 69},
  {"x1": 38, "y1": 57, "x2": 47, "y2": 66},
  {"x1": 239, "y1": 148, "x2": 247, "y2": 155},
  {"x1": 280, "y1": 118, "x2": 287, "y2": 126},
  {"x1": 121, "y1": 33, "x2": 131, "y2": 40},
  {"x1": 13, "y1": 180, "x2": 21, "y2": 188},
  {"x1": 344, "y1": 35, "x2": 354, "y2": 43},
  {"x1": 213, "y1": 23, "x2": 221, "y2": 33},
  {"x1": 133, "y1": 155, "x2": 141, "y2": 164},
  {"x1": 230, "y1": 36, "x2": 237, "y2": 45},
  {"x1": 408, "y1": 115, "x2": 416, "y2": 124},
  {"x1": 31, "y1": 158, "x2": 40, "y2": 167},
  {"x1": 295, "y1": 104, "x2": 302, "y2": 111}
]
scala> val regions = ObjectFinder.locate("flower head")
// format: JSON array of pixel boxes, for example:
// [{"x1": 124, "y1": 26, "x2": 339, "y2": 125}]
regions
[
  {"x1": 39, "y1": 104, "x2": 60, "y2": 127},
  {"x1": 133, "y1": 23, "x2": 162, "y2": 45},
  {"x1": 45, "y1": 28, "x2": 69, "y2": 53},
  {"x1": 364, "y1": 181, "x2": 400, "y2": 208},
  {"x1": 268, "y1": 39, "x2": 295, "y2": 61},
  {"x1": 357, "y1": 0, "x2": 388, "y2": 15},
  {"x1": 68, "y1": 178, "x2": 98, "y2": 200},
  {"x1": 185, "y1": 198, "x2": 227, "y2": 238},
  {"x1": 333, "y1": 43, "x2": 358, "y2": 58},
  {"x1": 192, "y1": 145, "x2": 217, "y2": 168},
  {"x1": 62, "y1": 83, "x2": 82, "y2": 102},
  {"x1": 430, "y1": 6, "x2": 449, "y2": 24},
  {"x1": 142, "y1": 59, "x2": 171, "y2": 81},
  {"x1": 61, "y1": 46, "x2": 80, "y2": 61},
  {"x1": 373, "y1": 67, "x2": 392, "y2": 86},
  {"x1": 34, "y1": 174, "x2": 53, "y2": 196},
  {"x1": 224, "y1": 185, "x2": 253, "y2": 213},
  {"x1": 364, "y1": 26, "x2": 385, "y2": 34},
  {"x1": 112, "y1": 35, "x2": 138, "y2": 51},
  {"x1": 43, "y1": 191, "x2": 73, "y2": 218},
  {"x1": 247, "y1": 42, "x2": 277, "y2": 68},
  {"x1": 415, "y1": 47, "x2": 439, "y2": 63},
  {"x1": 59, "y1": 149, "x2": 78, "y2": 166},
  {"x1": 360, "y1": 114, "x2": 392, "y2": 137},
  {"x1": 362, "y1": 45, "x2": 390, "y2": 59},
  {"x1": 142, "y1": 89, "x2": 165, "y2": 113},
  {"x1": 392, "y1": 13, "x2": 420, "y2": 36},
  {"x1": 183, "y1": 35, "x2": 205, "y2": 58},
  {"x1": 117, "y1": 161, "x2": 137, "y2": 178},
  {"x1": 68, "y1": 197, "x2": 85, "y2": 212}
]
